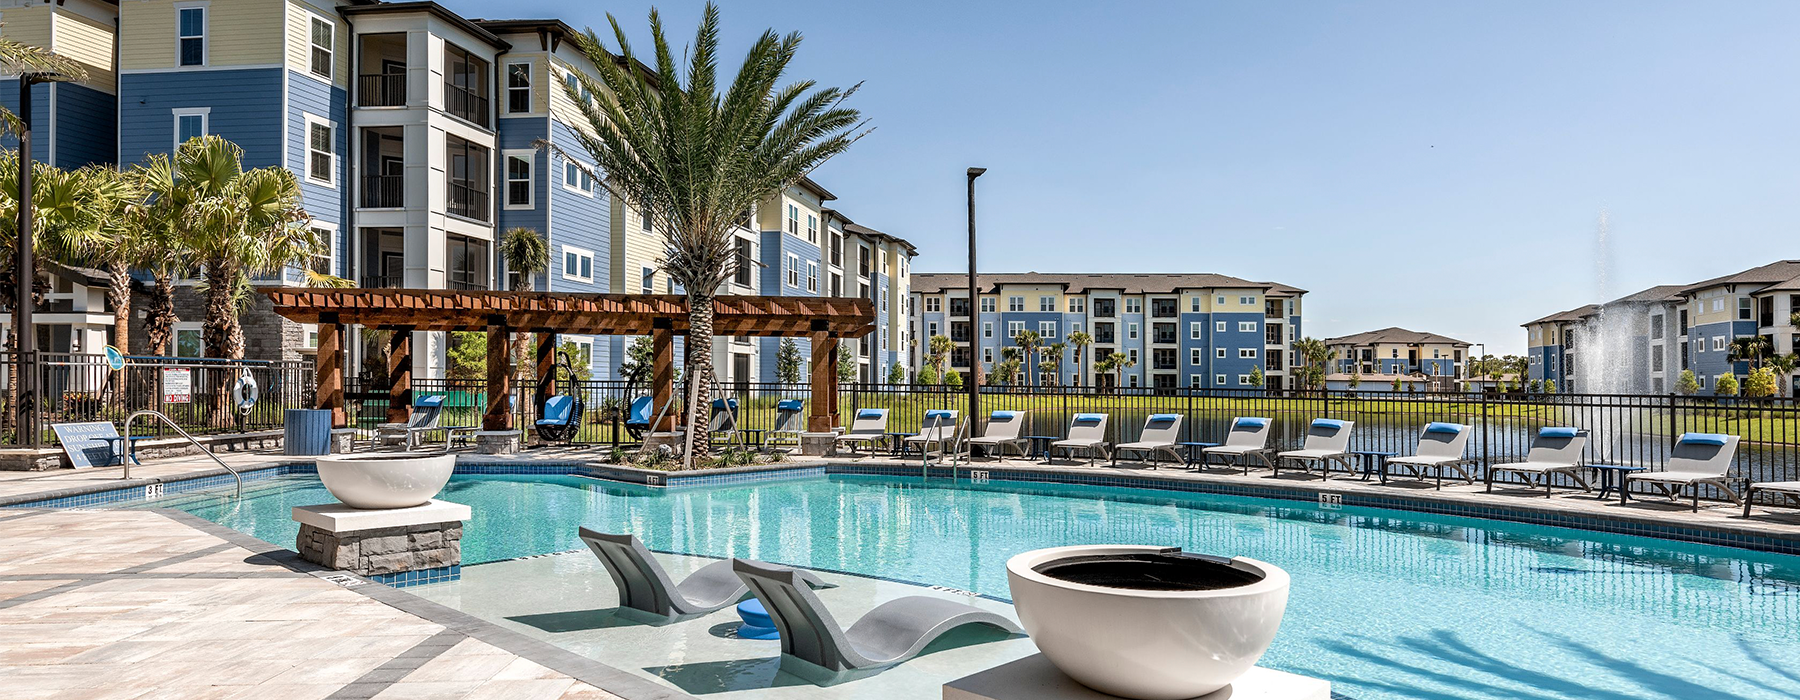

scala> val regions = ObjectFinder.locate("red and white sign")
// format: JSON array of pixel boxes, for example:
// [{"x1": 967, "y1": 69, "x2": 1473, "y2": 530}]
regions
[{"x1": 162, "y1": 368, "x2": 192, "y2": 403}]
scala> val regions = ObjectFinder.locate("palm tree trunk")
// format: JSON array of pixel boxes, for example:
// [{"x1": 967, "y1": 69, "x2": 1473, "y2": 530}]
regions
[
  {"x1": 684, "y1": 292, "x2": 715, "y2": 464},
  {"x1": 145, "y1": 272, "x2": 175, "y2": 355},
  {"x1": 201, "y1": 260, "x2": 242, "y2": 359},
  {"x1": 107, "y1": 262, "x2": 132, "y2": 390}
]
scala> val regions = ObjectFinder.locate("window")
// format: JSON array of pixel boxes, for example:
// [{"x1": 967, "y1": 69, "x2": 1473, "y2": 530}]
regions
[
  {"x1": 1008, "y1": 321, "x2": 1024, "y2": 337},
  {"x1": 1696, "y1": 339, "x2": 1705, "y2": 353},
  {"x1": 641, "y1": 266, "x2": 655, "y2": 294},
  {"x1": 1215, "y1": 373, "x2": 1227, "y2": 385},
  {"x1": 1093, "y1": 298, "x2": 1115, "y2": 318},
  {"x1": 563, "y1": 161, "x2": 594, "y2": 195},
  {"x1": 443, "y1": 43, "x2": 490, "y2": 127},
  {"x1": 787, "y1": 205, "x2": 798, "y2": 235},
  {"x1": 734, "y1": 238, "x2": 753, "y2": 286},
  {"x1": 1216, "y1": 295, "x2": 1226, "y2": 305},
  {"x1": 446, "y1": 235, "x2": 489, "y2": 289},
  {"x1": 1216, "y1": 347, "x2": 1227, "y2": 358},
  {"x1": 506, "y1": 62, "x2": 532, "y2": 113},
  {"x1": 806, "y1": 261, "x2": 818, "y2": 293},
  {"x1": 1240, "y1": 296, "x2": 1254, "y2": 305},
  {"x1": 175, "y1": 323, "x2": 203, "y2": 357},
  {"x1": 1039, "y1": 321, "x2": 1056, "y2": 339},
  {"x1": 858, "y1": 246, "x2": 871, "y2": 277},
  {"x1": 1008, "y1": 296, "x2": 1025, "y2": 312},
  {"x1": 829, "y1": 232, "x2": 842, "y2": 266},
  {"x1": 1240, "y1": 348, "x2": 1258, "y2": 359},
  {"x1": 641, "y1": 209, "x2": 653, "y2": 235},
  {"x1": 305, "y1": 115, "x2": 335, "y2": 186},
  {"x1": 1191, "y1": 297, "x2": 1202, "y2": 312},
  {"x1": 806, "y1": 215, "x2": 817, "y2": 244},
  {"x1": 1128, "y1": 349, "x2": 1139, "y2": 364},
  {"x1": 1040, "y1": 296, "x2": 1056, "y2": 312},
  {"x1": 1190, "y1": 348, "x2": 1202, "y2": 365},
  {"x1": 561, "y1": 246, "x2": 593, "y2": 283},
  {"x1": 984, "y1": 348, "x2": 993, "y2": 364},
  {"x1": 1238, "y1": 321, "x2": 1257, "y2": 333},
  {"x1": 980, "y1": 297, "x2": 995, "y2": 313},
  {"x1": 927, "y1": 321, "x2": 939, "y2": 337},
  {"x1": 1712, "y1": 299, "x2": 1724, "y2": 313},
  {"x1": 307, "y1": 225, "x2": 335, "y2": 278},
  {"x1": 1650, "y1": 315, "x2": 1664, "y2": 340},
  {"x1": 1190, "y1": 322, "x2": 1201, "y2": 340},
  {"x1": 1713, "y1": 337, "x2": 1726, "y2": 352},
  {"x1": 308, "y1": 16, "x2": 332, "y2": 79},
  {"x1": 1125, "y1": 298, "x2": 1142, "y2": 314},
  {"x1": 1238, "y1": 374, "x2": 1252, "y2": 386},
  {"x1": 172, "y1": 108, "x2": 208, "y2": 149},
  {"x1": 1191, "y1": 374, "x2": 1203, "y2": 386},
  {"x1": 504, "y1": 151, "x2": 532, "y2": 208},
  {"x1": 983, "y1": 322, "x2": 992, "y2": 339},
  {"x1": 1151, "y1": 298, "x2": 1177, "y2": 317},
  {"x1": 446, "y1": 136, "x2": 489, "y2": 221},
  {"x1": 786, "y1": 254, "x2": 800, "y2": 288},
  {"x1": 925, "y1": 298, "x2": 941, "y2": 313},
  {"x1": 1215, "y1": 321, "x2": 1227, "y2": 333},
  {"x1": 1069, "y1": 297, "x2": 1085, "y2": 313},
  {"x1": 1127, "y1": 323, "x2": 1139, "y2": 340},
  {"x1": 1738, "y1": 297, "x2": 1753, "y2": 321},
  {"x1": 177, "y1": 5, "x2": 205, "y2": 67}
]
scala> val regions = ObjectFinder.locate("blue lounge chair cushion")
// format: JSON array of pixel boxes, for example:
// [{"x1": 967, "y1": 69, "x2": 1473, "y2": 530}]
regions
[
  {"x1": 925, "y1": 410, "x2": 955, "y2": 420},
  {"x1": 1424, "y1": 422, "x2": 1463, "y2": 435},
  {"x1": 777, "y1": 399, "x2": 804, "y2": 411},
  {"x1": 1311, "y1": 419, "x2": 1347, "y2": 430},
  {"x1": 415, "y1": 394, "x2": 446, "y2": 408},
  {"x1": 857, "y1": 409, "x2": 887, "y2": 420},
  {"x1": 1148, "y1": 414, "x2": 1181, "y2": 423},
  {"x1": 1073, "y1": 413, "x2": 1106, "y2": 424},
  {"x1": 712, "y1": 398, "x2": 738, "y2": 410},
  {"x1": 1539, "y1": 427, "x2": 1578, "y2": 439},
  {"x1": 1234, "y1": 417, "x2": 1270, "y2": 429},
  {"x1": 991, "y1": 410, "x2": 1021, "y2": 420},
  {"x1": 1679, "y1": 433, "x2": 1730, "y2": 446},
  {"x1": 626, "y1": 396, "x2": 654, "y2": 426},
  {"x1": 536, "y1": 395, "x2": 575, "y2": 426}
]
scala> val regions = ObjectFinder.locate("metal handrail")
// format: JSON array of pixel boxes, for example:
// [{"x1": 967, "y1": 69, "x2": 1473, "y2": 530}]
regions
[{"x1": 122, "y1": 410, "x2": 242, "y2": 498}]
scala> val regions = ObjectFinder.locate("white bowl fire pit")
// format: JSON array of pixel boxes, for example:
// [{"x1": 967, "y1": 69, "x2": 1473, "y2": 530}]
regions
[{"x1": 314, "y1": 453, "x2": 455, "y2": 509}]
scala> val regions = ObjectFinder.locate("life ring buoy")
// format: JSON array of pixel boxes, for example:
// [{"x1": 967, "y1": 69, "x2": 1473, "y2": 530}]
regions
[{"x1": 232, "y1": 374, "x2": 260, "y2": 413}]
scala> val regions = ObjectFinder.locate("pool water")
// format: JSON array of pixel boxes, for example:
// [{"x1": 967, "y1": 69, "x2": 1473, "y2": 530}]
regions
[{"x1": 147, "y1": 473, "x2": 1800, "y2": 700}]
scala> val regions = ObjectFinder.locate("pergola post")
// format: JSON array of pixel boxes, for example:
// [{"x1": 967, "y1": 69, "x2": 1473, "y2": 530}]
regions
[
  {"x1": 484, "y1": 318, "x2": 512, "y2": 431},
  {"x1": 386, "y1": 327, "x2": 413, "y2": 425},
  {"x1": 315, "y1": 313, "x2": 345, "y2": 428},
  {"x1": 651, "y1": 321, "x2": 675, "y2": 432},
  {"x1": 535, "y1": 332, "x2": 556, "y2": 409},
  {"x1": 809, "y1": 329, "x2": 840, "y2": 433}
]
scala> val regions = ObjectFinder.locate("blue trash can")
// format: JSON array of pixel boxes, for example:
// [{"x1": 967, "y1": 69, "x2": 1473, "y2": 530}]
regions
[{"x1": 285, "y1": 409, "x2": 332, "y2": 456}]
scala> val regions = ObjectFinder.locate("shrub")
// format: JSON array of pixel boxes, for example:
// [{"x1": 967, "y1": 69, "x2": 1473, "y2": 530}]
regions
[
  {"x1": 1715, "y1": 373, "x2": 1740, "y2": 397},
  {"x1": 1675, "y1": 370, "x2": 1699, "y2": 395},
  {"x1": 1745, "y1": 367, "x2": 1778, "y2": 398}
]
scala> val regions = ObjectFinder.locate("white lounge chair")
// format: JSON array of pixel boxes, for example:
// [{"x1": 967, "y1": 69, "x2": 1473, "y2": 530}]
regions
[
  {"x1": 578, "y1": 529, "x2": 832, "y2": 619},
  {"x1": 834, "y1": 408, "x2": 889, "y2": 457},
  {"x1": 764, "y1": 399, "x2": 806, "y2": 449},
  {"x1": 904, "y1": 409, "x2": 961, "y2": 458},
  {"x1": 1198, "y1": 417, "x2": 1275, "y2": 474},
  {"x1": 1627, "y1": 433, "x2": 1744, "y2": 512},
  {"x1": 376, "y1": 394, "x2": 448, "y2": 450},
  {"x1": 1114, "y1": 414, "x2": 1184, "y2": 468},
  {"x1": 966, "y1": 410, "x2": 1030, "y2": 459},
  {"x1": 1384, "y1": 422, "x2": 1476, "y2": 489},
  {"x1": 1049, "y1": 413, "x2": 1110, "y2": 465},
  {"x1": 1486, "y1": 427, "x2": 1590, "y2": 497},
  {"x1": 1744, "y1": 480, "x2": 1800, "y2": 518},
  {"x1": 1273, "y1": 419, "x2": 1355, "y2": 480}
]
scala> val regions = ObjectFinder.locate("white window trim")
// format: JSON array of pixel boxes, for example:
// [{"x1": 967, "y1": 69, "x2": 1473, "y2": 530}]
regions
[
  {"x1": 503, "y1": 149, "x2": 534, "y2": 210},
  {"x1": 302, "y1": 113, "x2": 336, "y2": 188},
  {"x1": 561, "y1": 246, "x2": 594, "y2": 283},
  {"x1": 1238, "y1": 374, "x2": 1252, "y2": 386},
  {"x1": 1215, "y1": 321, "x2": 1227, "y2": 333},
  {"x1": 1127, "y1": 323, "x2": 1139, "y2": 340},
  {"x1": 562, "y1": 159, "x2": 595, "y2": 196},
  {"x1": 1216, "y1": 347, "x2": 1227, "y2": 358},
  {"x1": 172, "y1": 107, "x2": 209, "y2": 150},
  {"x1": 786, "y1": 254, "x2": 800, "y2": 288},
  {"x1": 505, "y1": 60, "x2": 534, "y2": 114},
  {"x1": 983, "y1": 322, "x2": 992, "y2": 338},
  {"x1": 1239, "y1": 321, "x2": 1257, "y2": 333},
  {"x1": 307, "y1": 221, "x2": 338, "y2": 281},
  {"x1": 1190, "y1": 349, "x2": 1202, "y2": 364},
  {"x1": 807, "y1": 261, "x2": 819, "y2": 293},
  {"x1": 305, "y1": 11, "x2": 333, "y2": 81},
  {"x1": 174, "y1": 2, "x2": 208, "y2": 68},
  {"x1": 1240, "y1": 348, "x2": 1258, "y2": 359},
  {"x1": 642, "y1": 266, "x2": 656, "y2": 294},
  {"x1": 173, "y1": 321, "x2": 205, "y2": 357},
  {"x1": 1039, "y1": 321, "x2": 1056, "y2": 339},
  {"x1": 1190, "y1": 322, "x2": 1201, "y2": 340},
  {"x1": 1215, "y1": 373, "x2": 1227, "y2": 385}
]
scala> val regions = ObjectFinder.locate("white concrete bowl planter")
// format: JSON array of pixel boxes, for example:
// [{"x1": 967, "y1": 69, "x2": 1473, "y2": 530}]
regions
[
  {"x1": 315, "y1": 453, "x2": 456, "y2": 509},
  {"x1": 1006, "y1": 545, "x2": 1290, "y2": 700}
]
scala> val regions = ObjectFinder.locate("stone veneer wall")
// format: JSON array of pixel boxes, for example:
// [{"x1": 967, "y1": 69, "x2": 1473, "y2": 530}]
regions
[
  {"x1": 127, "y1": 285, "x2": 313, "y2": 363},
  {"x1": 296, "y1": 521, "x2": 463, "y2": 575}
]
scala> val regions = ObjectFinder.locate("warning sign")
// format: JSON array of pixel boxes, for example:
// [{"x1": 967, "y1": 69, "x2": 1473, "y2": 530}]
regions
[{"x1": 163, "y1": 368, "x2": 192, "y2": 403}]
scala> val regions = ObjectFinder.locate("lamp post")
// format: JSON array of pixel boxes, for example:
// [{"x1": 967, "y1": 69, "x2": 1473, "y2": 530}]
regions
[
  {"x1": 13, "y1": 71, "x2": 64, "y2": 448},
  {"x1": 966, "y1": 167, "x2": 984, "y2": 436}
]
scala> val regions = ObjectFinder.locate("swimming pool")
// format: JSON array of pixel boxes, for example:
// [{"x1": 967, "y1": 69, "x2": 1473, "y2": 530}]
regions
[{"x1": 146, "y1": 472, "x2": 1800, "y2": 700}]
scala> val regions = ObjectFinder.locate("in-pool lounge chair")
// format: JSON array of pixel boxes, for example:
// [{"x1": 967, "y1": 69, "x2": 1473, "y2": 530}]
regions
[
  {"x1": 1383, "y1": 422, "x2": 1476, "y2": 489},
  {"x1": 1486, "y1": 427, "x2": 1590, "y2": 496},
  {"x1": 1199, "y1": 417, "x2": 1276, "y2": 474},
  {"x1": 834, "y1": 409, "x2": 890, "y2": 457},
  {"x1": 904, "y1": 410, "x2": 961, "y2": 458},
  {"x1": 1626, "y1": 433, "x2": 1744, "y2": 512},
  {"x1": 732, "y1": 558, "x2": 1021, "y2": 674},
  {"x1": 377, "y1": 394, "x2": 447, "y2": 450},
  {"x1": 764, "y1": 399, "x2": 806, "y2": 450},
  {"x1": 578, "y1": 529, "x2": 830, "y2": 618},
  {"x1": 1273, "y1": 419, "x2": 1356, "y2": 480},
  {"x1": 1113, "y1": 414, "x2": 1185, "y2": 468},
  {"x1": 1049, "y1": 413, "x2": 1111, "y2": 465},
  {"x1": 966, "y1": 411, "x2": 1031, "y2": 459}
]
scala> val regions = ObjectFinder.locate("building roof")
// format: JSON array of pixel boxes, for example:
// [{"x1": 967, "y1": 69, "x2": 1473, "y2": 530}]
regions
[
  {"x1": 841, "y1": 223, "x2": 917, "y2": 257},
  {"x1": 1523, "y1": 304, "x2": 1600, "y2": 326},
  {"x1": 1323, "y1": 327, "x2": 1470, "y2": 347},
  {"x1": 1606, "y1": 284, "x2": 1686, "y2": 305},
  {"x1": 909, "y1": 272, "x2": 1305, "y2": 296},
  {"x1": 796, "y1": 176, "x2": 836, "y2": 202},
  {"x1": 1677, "y1": 260, "x2": 1800, "y2": 297},
  {"x1": 344, "y1": 2, "x2": 510, "y2": 49}
]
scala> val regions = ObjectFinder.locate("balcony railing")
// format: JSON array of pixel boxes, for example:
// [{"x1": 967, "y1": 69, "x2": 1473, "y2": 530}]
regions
[
  {"x1": 361, "y1": 274, "x2": 403, "y2": 288},
  {"x1": 445, "y1": 83, "x2": 489, "y2": 127},
  {"x1": 360, "y1": 175, "x2": 403, "y2": 208},
  {"x1": 447, "y1": 272, "x2": 488, "y2": 291},
  {"x1": 358, "y1": 74, "x2": 406, "y2": 107},
  {"x1": 447, "y1": 182, "x2": 489, "y2": 222}
]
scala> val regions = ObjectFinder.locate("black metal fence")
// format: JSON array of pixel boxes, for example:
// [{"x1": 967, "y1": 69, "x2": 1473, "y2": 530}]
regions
[{"x1": 0, "y1": 352, "x2": 314, "y2": 446}]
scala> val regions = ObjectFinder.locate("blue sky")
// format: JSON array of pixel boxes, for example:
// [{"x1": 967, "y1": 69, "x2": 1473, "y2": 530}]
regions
[{"x1": 450, "y1": 1, "x2": 1800, "y2": 355}]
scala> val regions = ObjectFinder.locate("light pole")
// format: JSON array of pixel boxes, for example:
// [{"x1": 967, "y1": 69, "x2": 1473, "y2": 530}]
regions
[
  {"x1": 13, "y1": 70, "x2": 65, "y2": 447},
  {"x1": 966, "y1": 167, "x2": 984, "y2": 436}
]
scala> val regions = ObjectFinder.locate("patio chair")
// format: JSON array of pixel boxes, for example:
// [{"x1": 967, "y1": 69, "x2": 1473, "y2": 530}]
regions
[
  {"x1": 1114, "y1": 414, "x2": 1185, "y2": 468},
  {"x1": 966, "y1": 410, "x2": 1031, "y2": 459},
  {"x1": 1049, "y1": 413, "x2": 1111, "y2": 465},
  {"x1": 578, "y1": 529, "x2": 830, "y2": 619},
  {"x1": 709, "y1": 398, "x2": 739, "y2": 446},
  {"x1": 376, "y1": 394, "x2": 446, "y2": 450},
  {"x1": 1626, "y1": 433, "x2": 1744, "y2": 512},
  {"x1": 1383, "y1": 422, "x2": 1476, "y2": 489},
  {"x1": 534, "y1": 394, "x2": 583, "y2": 444},
  {"x1": 834, "y1": 409, "x2": 889, "y2": 457},
  {"x1": 904, "y1": 410, "x2": 961, "y2": 458},
  {"x1": 764, "y1": 399, "x2": 806, "y2": 449},
  {"x1": 1273, "y1": 419, "x2": 1356, "y2": 480},
  {"x1": 731, "y1": 558, "x2": 1021, "y2": 674},
  {"x1": 1199, "y1": 417, "x2": 1276, "y2": 474},
  {"x1": 623, "y1": 396, "x2": 656, "y2": 439},
  {"x1": 1486, "y1": 427, "x2": 1590, "y2": 497}
]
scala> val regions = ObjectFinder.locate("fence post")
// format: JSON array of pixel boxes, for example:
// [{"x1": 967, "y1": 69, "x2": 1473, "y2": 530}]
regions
[{"x1": 1479, "y1": 389, "x2": 1492, "y2": 488}]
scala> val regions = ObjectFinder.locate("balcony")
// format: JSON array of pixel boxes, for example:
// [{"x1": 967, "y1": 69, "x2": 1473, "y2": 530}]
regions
[
  {"x1": 446, "y1": 84, "x2": 489, "y2": 128},
  {"x1": 1265, "y1": 300, "x2": 1284, "y2": 319},
  {"x1": 358, "y1": 74, "x2": 406, "y2": 107},
  {"x1": 446, "y1": 134, "x2": 490, "y2": 222},
  {"x1": 356, "y1": 34, "x2": 407, "y2": 107},
  {"x1": 444, "y1": 43, "x2": 490, "y2": 128},
  {"x1": 361, "y1": 274, "x2": 404, "y2": 288},
  {"x1": 361, "y1": 175, "x2": 403, "y2": 208},
  {"x1": 1152, "y1": 323, "x2": 1177, "y2": 345},
  {"x1": 447, "y1": 182, "x2": 488, "y2": 221},
  {"x1": 1150, "y1": 299, "x2": 1177, "y2": 318}
]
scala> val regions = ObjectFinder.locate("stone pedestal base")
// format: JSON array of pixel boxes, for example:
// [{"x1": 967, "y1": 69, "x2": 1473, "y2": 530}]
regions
[
  {"x1": 944, "y1": 654, "x2": 1329, "y2": 700},
  {"x1": 474, "y1": 431, "x2": 520, "y2": 454},
  {"x1": 799, "y1": 432, "x2": 836, "y2": 456},
  {"x1": 293, "y1": 500, "x2": 471, "y2": 581},
  {"x1": 641, "y1": 431, "x2": 686, "y2": 455},
  {"x1": 329, "y1": 429, "x2": 356, "y2": 454}
]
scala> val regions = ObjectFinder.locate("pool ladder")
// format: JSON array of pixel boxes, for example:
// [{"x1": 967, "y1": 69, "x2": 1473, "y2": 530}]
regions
[{"x1": 121, "y1": 410, "x2": 242, "y2": 499}]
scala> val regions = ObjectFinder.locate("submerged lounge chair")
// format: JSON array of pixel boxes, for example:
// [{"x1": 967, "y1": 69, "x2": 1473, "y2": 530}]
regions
[
  {"x1": 904, "y1": 410, "x2": 961, "y2": 457},
  {"x1": 578, "y1": 529, "x2": 830, "y2": 618},
  {"x1": 764, "y1": 399, "x2": 807, "y2": 449},
  {"x1": 1383, "y1": 422, "x2": 1476, "y2": 488},
  {"x1": 834, "y1": 409, "x2": 890, "y2": 456},
  {"x1": 1199, "y1": 417, "x2": 1276, "y2": 474},
  {"x1": 732, "y1": 558, "x2": 1021, "y2": 674},
  {"x1": 1049, "y1": 413, "x2": 1111, "y2": 465},
  {"x1": 1627, "y1": 433, "x2": 1744, "y2": 512},
  {"x1": 966, "y1": 411, "x2": 1031, "y2": 459},
  {"x1": 1114, "y1": 414, "x2": 1185, "y2": 468},
  {"x1": 1486, "y1": 427, "x2": 1590, "y2": 496},
  {"x1": 1273, "y1": 419, "x2": 1356, "y2": 480}
]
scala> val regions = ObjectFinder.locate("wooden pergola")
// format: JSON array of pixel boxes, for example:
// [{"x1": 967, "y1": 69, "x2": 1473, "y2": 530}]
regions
[{"x1": 260, "y1": 288, "x2": 876, "y2": 435}]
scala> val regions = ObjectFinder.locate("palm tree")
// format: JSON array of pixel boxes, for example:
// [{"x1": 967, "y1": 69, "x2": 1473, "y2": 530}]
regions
[
  {"x1": 564, "y1": 3, "x2": 866, "y2": 458},
  {"x1": 499, "y1": 227, "x2": 550, "y2": 373},
  {"x1": 70, "y1": 166, "x2": 142, "y2": 386},
  {"x1": 1728, "y1": 336, "x2": 1770, "y2": 372},
  {"x1": 1102, "y1": 351, "x2": 1134, "y2": 389},
  {"x1": 130, "y1": 154, "x2": 191, "y2": 356},
  {"x1": 1066, "y1": 330, "x2": 1092, "y2": 387},
  {"x1": 1768, "y1": 352, "x2": 1799, "y2": 398},
  {"x1": 1012, "y1": 330, "x2": 1042, "y2": 387},
  {"x1": 169, "y1": 136, "x2": 317, "y2": 360},
  {"x1": 927, "y1": 335, "x2": 953, "y2": 385},
  {"x1": 1040, "y1": 342, "x2": 1066, "y2": 386},
  {"x1": 0, "y1": 35, "x2": 85, "y2": 137},
  {"x1": 1291, "y1": 337, "x2": 1333, "y2": 391}
]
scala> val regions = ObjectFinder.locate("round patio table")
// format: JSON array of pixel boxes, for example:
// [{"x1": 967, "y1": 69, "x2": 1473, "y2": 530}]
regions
[
  {"x1": 1350, "y1": 450, "x2": 1398, "y2": 483},
  {"x1": 1177, "y1": 441, "x2": 1219, "y2": 468},
  {"x1": 1588, "y1": 464, "x2": 1646, "y2": 503}
]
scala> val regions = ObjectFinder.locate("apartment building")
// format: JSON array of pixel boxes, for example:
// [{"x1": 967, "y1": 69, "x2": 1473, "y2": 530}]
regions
[
  {"x1": 1325, "y1": 328, "x2": 1470, "y2": 379},
  {"x1": 1525, "y1": 260, "x2": 1800, "y2": 396},
  {"x1": 1, "y1": 1, "x2": 917, "y2": 382},
  {"x1": 910, "y1": 273, "x2": 1305, "y2": 390}
]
